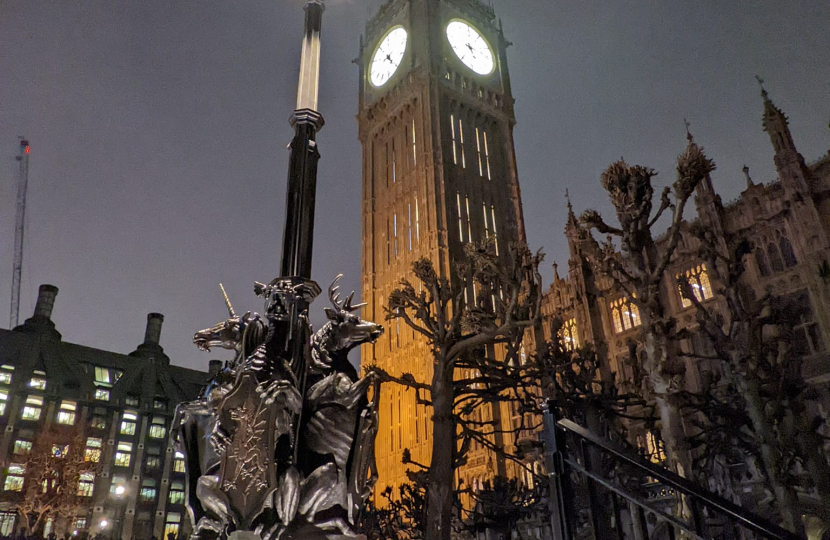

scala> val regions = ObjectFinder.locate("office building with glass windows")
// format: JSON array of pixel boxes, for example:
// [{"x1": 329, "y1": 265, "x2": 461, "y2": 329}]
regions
[{"x1": 0, "y1": 285, "x2": 211, "y2": 540}]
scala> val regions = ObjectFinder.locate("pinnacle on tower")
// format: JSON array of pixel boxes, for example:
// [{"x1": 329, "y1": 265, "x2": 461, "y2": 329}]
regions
[{"x1": 757, "y1": 76, "x2": 796, "y2": 155}]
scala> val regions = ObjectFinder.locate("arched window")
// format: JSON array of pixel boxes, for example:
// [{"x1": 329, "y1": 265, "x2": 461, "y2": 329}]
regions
[
  {"x1": 558, "y1": 318, "x2": 580, "y2": 351},
  {"x1": 780, "y1": 237, "x2": 798, "y2": 267},
  {"x1": 610, "y1": 298, "x2": 641, "y2": 334},
  {"x1": 767, "y1": 243, "x2": 784, "y2": 273},
  {"x1": 677, "y1": 264, "x2": 714, "y2": 308},
  {"x1": 755, "y1": 249, "x2": 771, "y2": 277}
]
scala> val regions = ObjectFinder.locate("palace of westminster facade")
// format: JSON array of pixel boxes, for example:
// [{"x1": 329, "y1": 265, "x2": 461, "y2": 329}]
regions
[
  {"x1": 356, "y1": 0, "x2": 830, "y2": 510},
  {"x1": 0, "y1": 0, "x2": 828, "y2": 538}
]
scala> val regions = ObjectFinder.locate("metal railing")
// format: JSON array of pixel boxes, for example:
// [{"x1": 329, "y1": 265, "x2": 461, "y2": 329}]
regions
[{"x1": 541, "y1": 405, "x2": 806, "y2": 540}]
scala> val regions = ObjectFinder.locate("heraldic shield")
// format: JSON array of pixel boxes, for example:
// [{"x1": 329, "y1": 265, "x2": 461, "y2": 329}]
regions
[{"x1": 217, "y1": 371, "x2": 281, "y2": 530}]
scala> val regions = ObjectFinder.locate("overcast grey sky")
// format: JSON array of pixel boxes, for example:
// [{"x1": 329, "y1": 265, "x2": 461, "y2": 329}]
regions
[{"x1": 1, "y1": 0, "x2": 828, "y2": 371}]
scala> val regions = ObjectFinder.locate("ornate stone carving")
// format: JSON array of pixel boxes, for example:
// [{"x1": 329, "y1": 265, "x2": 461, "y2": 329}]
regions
[{"x1": 174, "y1": 276, "x2": 383, "y2": 540}]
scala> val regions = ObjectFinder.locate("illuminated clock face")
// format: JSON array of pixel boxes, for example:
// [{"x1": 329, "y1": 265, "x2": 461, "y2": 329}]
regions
[
  {"x1": 370, "y1": 26, "x2": 408, "y2": 88},
  {"x1": 446, "y1": 20, "x2": 494, "y2": 75}
]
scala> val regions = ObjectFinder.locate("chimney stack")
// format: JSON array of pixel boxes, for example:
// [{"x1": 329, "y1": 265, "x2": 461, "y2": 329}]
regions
[
  {"x1": 144, "y1": 313, "x2": 164, "y2": 345},
  {"x1": 33, "y1": 285, "x2": 59, "y2": 319},
  {"x1": 209, "y1": 360, "x2": 223, "y2": 378}
]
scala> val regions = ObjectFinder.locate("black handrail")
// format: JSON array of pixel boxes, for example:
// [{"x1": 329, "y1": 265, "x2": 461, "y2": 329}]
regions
[{"x1": 542, "y1": 405, "x2": 807, "y2": 540}]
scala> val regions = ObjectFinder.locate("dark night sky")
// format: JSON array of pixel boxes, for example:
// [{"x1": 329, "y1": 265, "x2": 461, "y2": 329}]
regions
[{"x1": 1, "y1": 1, "x2": 828, "y2": 372}]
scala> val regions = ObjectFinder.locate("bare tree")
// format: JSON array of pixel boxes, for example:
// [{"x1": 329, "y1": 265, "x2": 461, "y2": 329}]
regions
[
  {"x1": 578, "y1": 138, "x2": 716, "y2": 478},
  {"x1": 9, "y1": 428, "x2": 100, "y2": 535},
  {"x1": 370, "y1": 240, "x2": 544, "y2": 540},
  {"x1": 679, "y1": 226, "x2": 830, "y2": 534}
]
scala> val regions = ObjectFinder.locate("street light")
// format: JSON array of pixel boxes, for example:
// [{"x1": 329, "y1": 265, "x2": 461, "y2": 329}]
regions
[{"x1": 114, "y1": 485, "x2": 126, "y2": 496}]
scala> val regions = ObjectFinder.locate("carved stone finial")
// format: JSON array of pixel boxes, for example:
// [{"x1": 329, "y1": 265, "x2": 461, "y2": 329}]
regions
[
  {"x1": 553, "y1": 262, "x2": 561, "y2": 281},
  {"x1": 684, "y1": 118, "x2": 694, "y2": 142},
  {"x1": 742, "y1": 165, "x2": 754, "y2": 188},
  {"x1": 755, "y1": 75, "x2": 768, "y2": 99}
]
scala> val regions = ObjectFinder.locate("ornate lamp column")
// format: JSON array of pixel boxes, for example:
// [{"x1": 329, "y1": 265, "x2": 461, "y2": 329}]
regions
[
  {"x1": 281, "y1": 0, "x2": 325, "y2": 280},
  {"x1": 179, "y1": 3, "x2": 382, "y2": 539}
]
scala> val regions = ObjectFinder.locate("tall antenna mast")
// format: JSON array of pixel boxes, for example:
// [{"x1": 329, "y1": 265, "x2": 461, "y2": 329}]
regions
[{"x1": 9, "y1": 138, "x2": 30, "y2": 328}]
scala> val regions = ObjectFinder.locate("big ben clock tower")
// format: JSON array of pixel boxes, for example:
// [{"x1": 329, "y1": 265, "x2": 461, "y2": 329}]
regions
[{"x1": 357, "y1": 0, "x2": 527, "y2": 496}]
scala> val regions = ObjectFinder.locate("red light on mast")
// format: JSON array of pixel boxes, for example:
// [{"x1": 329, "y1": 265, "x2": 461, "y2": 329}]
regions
[{"x1": 24, "y1": 146, "x2": 29, "y2": 154}]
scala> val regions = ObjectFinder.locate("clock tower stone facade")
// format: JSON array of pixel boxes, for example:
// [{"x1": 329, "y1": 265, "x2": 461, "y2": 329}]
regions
[{"x1": 357, "y1": 0, "x2": 528, "y2": 497}]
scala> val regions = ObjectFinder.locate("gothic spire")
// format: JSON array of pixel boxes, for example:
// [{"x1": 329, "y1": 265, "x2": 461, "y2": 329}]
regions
[
  {"x1": 757, "y1": 76, "x2": 796, "y2": 155},
  {"x1": 565, "y1": 189, "x2": 578, "y2": 230},
  {"x1": 742, "y1": 165, "x2": 754, "y2": 188}
]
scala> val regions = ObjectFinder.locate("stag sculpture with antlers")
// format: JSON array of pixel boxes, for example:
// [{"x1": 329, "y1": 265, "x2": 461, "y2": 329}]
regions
[{"x1": 309, "y1": 275, "x2": 384, "y2": 377}]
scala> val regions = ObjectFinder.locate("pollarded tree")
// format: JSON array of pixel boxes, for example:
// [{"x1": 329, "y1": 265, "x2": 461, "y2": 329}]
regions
[
  {"x1": 578, "y1": 137, "x2": 716, "y2": 479},
  {"x1": 9, "y1": 428, "x2": 101, "y2": 535},
  {"x1": 372, "y1": 239, "x2": 544, "y2": 540},
  {"x1": 679, "y1": 225, "x2": 830, "y2": 534}
]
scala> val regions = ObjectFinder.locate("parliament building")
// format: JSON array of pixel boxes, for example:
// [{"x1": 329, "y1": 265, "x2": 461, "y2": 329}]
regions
[{"x1": 357, "y1": 0, "x2": 528, "y2": 499}]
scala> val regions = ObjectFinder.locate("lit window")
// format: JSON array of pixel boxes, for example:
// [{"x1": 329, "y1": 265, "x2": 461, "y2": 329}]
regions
[
  {"x1": 57, "y1": 400, "x2": 77, "y2": 425},
  {"x1": 559, "y1": 318, "x2": 580, "y2": 351},
  {"x1": 490, "y1": 206, "x2": 499, "y2": 255},
  {"x1": 153, "y1": 398, "x2": 167, "y2": 411},
  {"x1": 120, "y1": 411, "x2": 137, "y2": 435},
  {"x1": 458, "y1": 117, "x2": 466, "y2": 168},
  {"x1": 71, "y1": 518, "x2": 87, "y2": 532},
  {"x1": 21, "y1": 395, "x2": 43, "y2": 420},
  {"x1": 677, "y1": 264, "x2": 713, "y2": 308},
  {"x1": 4, "y1": 464, "x2": 25, "y2": 492},
  {"x1": 28, "y1": 371, "x2": 47, "y2": 390},
  {"x1": 139, "y1": 479, "x2": 157, "y2": 502},
  {"x1": 456, "y1": 192, "x2": 464, "y2": 242},
  {"x1": 450, "y1": 114, "x2": 458, "y2": 165},
  {"x1": 77, "y1": 473, "x2": 94, "y2": 497},
  {"x1": 169, "y1": 481, "x2": 185, "y2": 504},
  {"x1": 393, "y1": 213, "x2": 398, "y2": 257},
  {"x1": 84, "y1": 438, "x2": 102, "y2": 463},
  {"x1": 391, "y1": 137, "x2": 397, "y2": 183},
  {"x1": 465, "y1": 196, "x2": 472, "y2": 242},
  {"x1": 126, "y1": 395, "x2": 140, "y2": 407},
  {"x1": 114, "y1": 442, "x2": 132, "y2": 467},
  {"x1": 610, "y1": 297, "x2": 641, "y2": 334},
  {"x1": 173, "y1": 452, "x2": 186, "y2": 473},
  {"x1": 0, "y1": 390, "x2": 8, "y2": 416},
  {"x1": 148, "y1": 417, "x2": 167, "y2": 439},
  {"x1": 0, "y1": 366, "x2": 13, "y2": 385},
  {"x1": 482, "y1": 130, "x2": 492, "y2": 180},
  {"x1": 475, "y1": 127, "x2": 484, "y2": 176},
  {"x1": 90, "y1": 415, "x2": 107, "y2": 430},
  {"x1": 94, "y1": 388, "x2": 110, "y2": 401},
  {"x1": 644, "y1": 431, "x2": 666, "y2": 464},
  {"x1": 94, "y1": 366, "x2": 122, "y2": 385},
  {"x1": 411, "y1": 119, "x2": 417, "y2": 167},
  {"x1": 52, "y1": 444, "x2": 69, "y2": 459},
  {"x1": 12, "y1": 440, "x2": 31, "y2": 455},
  {"x1": 164, "y1": 513, "x2": 181, "y2": 540}
]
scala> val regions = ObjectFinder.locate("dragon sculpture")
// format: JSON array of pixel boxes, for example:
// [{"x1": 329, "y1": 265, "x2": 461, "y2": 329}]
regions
[{"x1": 174, "y1": 276, "x2": 383, "y2": 540}]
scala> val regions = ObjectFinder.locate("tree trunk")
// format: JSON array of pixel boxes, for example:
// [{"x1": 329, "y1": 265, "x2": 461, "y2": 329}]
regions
[
  {"x1": 425, "y1": 360, "x2": 455, "y2": 540},
  {"x1": 643, "y1": 331, "x2": 693, "y2": 479},
  {"x1": 792, "y1": 405, "x2": 830, "y2": 524},
  {"x1": 739, "y1": 375, "x2": 805, "y2": 534}
]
